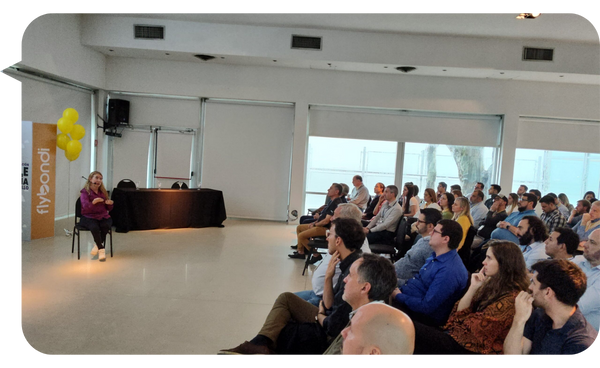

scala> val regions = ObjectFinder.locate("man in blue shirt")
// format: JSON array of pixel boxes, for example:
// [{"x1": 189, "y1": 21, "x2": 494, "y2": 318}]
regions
[
  {"x1": 491, "y1": 192, "x2": 538, "y2": 244},
  {"x1": 391, "y1": 219, "x2": 468, "y2": 326},
  {"x1": 504, "y1": 259, "x2": 597, "y2": 354},
  {"x1": 571, "y1": 229, "x2": 600, "y2": 332}
]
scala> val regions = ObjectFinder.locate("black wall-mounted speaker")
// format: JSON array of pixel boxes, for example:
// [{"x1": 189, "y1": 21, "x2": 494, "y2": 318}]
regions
[{"x1": 107, "y1": 99, "x2": 130, "y2": 127}]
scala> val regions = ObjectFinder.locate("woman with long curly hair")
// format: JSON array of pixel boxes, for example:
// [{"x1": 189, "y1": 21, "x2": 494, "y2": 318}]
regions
[{"x1": 412, "y1": 241, "x2": 530, "y2": 354}]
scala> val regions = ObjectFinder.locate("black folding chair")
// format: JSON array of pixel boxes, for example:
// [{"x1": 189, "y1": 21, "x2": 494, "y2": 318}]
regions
[
  {"x1": 71, "y1": 198, "x2": 113, "y2": 260},
  {"x1": 458, "y1": 226, "x2": 477, "y2": 268},
  {"x1": 302, "y1": 237, "x2": 329, "y2": 276},
  {"x1": 369, "y1": 217, "x2": 407, "y2": 262},
  {"x1": 116, "y1": 179, "x2": 136, "y2": 189}
]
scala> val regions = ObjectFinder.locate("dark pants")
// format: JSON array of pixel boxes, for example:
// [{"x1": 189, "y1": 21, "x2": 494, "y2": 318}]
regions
[
  {"x1": 366, "y1": 230, "x2": 395, "y2": 245},
  {"x1": 413, "y1": 321, "x2": 477, "y2": 354},
  {"x1": 299, "y1": 216, "x2": 316, "y2": 224},
  {"x1": 79, "y1": 216, "x2": 112, "y2": 249}
]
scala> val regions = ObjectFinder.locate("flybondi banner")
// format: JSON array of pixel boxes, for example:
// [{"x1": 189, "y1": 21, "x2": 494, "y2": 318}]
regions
[{"x1": 22, "y1": 122, "x2": 56, "y2": 241}]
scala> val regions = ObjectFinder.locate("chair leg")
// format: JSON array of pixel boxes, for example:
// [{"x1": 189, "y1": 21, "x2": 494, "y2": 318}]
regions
[
  {"x1": 77, "y1": 231, "x2": 80, "y2": 260},
  {"x1": 109, "y1": 230, "x2": 113, "y2": 257},
  {"x1": 71, "y1": 229, "x2": 75, "y2": 253},
  {"x1": 302, "y1": 253, "x2": 312, "y2": 276}
]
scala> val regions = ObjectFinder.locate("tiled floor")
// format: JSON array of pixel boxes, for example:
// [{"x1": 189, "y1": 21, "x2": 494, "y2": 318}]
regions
[{"x1": 21, "y1": 219, "x2": 314, "y2": 354}]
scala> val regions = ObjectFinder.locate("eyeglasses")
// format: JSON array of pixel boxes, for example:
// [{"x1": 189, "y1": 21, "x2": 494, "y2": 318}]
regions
[
  {"x1": 416, "y1": 219, "x2": 426, "y2": 224},
  {"x1": 432, "y1": 229, "x2": 443, "y2": 236},
  {"x1": 519, "y1": 198, "x2": 529, "y2": 202}
]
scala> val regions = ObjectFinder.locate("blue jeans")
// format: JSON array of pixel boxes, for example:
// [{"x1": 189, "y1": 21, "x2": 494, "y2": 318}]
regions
[{"x1": 294, "y1": 290, "x2": 322, "y2": 307}]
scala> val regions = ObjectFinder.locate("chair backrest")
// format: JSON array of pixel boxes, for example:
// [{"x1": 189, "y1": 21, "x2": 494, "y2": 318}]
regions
[
  {"x1": 458, "y1": 226, "x2": 478, "y2": 267},
  {"x1": 394, "y1": 217, "x2": 407, "y2": 247},
  {"x1": 171, "y1": 181, "x2": 181, "y2": 189},
  {"x1": 75, "y1": 197, "x2": 82, "y2": 225},
  {"x1": 365, "y1": 195, "x2": 372, "y2": 210},
  {"x1": 117, "y1": 179, "x2": 136, "y2": 189},
  {"x1": 181, "y1": 182, "x2": 189, "y2": 189}
]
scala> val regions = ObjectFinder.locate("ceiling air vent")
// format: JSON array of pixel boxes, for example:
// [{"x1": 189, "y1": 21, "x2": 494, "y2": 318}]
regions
[
  {"x1": 291, "y1": 35, "x2": 322, "y2": 50},
  {"x1": 523, "y1": 47, "x2": 553, "y2": 61},
  {"x1": 134, "y1": 25, "x2": 165, "y2": 40}
]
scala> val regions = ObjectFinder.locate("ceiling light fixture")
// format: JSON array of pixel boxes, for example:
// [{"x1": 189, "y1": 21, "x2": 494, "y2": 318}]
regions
[
  {"x1": 516, "y1": 13, "x2": 541, "y2": 19},
  {"x1": 396, "y1": 66, "x2": 416, "y2": 73}
]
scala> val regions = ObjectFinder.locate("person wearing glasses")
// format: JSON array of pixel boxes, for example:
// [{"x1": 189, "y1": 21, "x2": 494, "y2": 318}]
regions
[{"x1": 490, "y1": 192, "x2": 538, "y2": 244}]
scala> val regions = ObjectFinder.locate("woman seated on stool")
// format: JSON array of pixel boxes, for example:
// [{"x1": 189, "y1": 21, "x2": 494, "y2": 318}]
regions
[
  {"x1": 80, "y1": 171, "x2": 113, "y2": 261},
  {"x1": 412, "y1": 241, "x2": 529, "y2": 354}
]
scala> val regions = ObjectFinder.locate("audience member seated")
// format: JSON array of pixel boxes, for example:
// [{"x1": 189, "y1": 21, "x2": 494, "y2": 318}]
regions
[
  {"x1": 465, "y1": 182, "x2": 484, "y2": 202},
  {"x1": 559, "y1": 193, "x2": 574, "y2": 212},
  {"x1": 529, "y1": 189, "x2": 543, "y2": 216},
  {"x1": 491, "y1": 192, "x2": 538, "y2": 244},
  {"x1": 452, "y1": 196, "x2": 474, "y2": 251},
  {"x1": 567, "y1": 199, "x2": 591, "y2": 228},
  {"x1": 290, "y1": 183, "x2": 342, "y2": 260},
  {"x1": 506, "y1": 193, "x2": 519, "y2": 215},
  {"x1": 390, "y1": 220, "x2": 468, "y2": 326},
  {"x1": 412, "y1": 185, "x2": 420, "y2": 207},
  {"x1": 420, "y1": 188, "x2": 441, "y2": 211},
  {"x1": 413, "y1": 241, "x2": 530, "y2": 354},
  {"x1": 439, "y1": 192, "x2": 455, "y2": 220},
  {"x1": 452, "y1": 189, "x2": 463, "y2": 199},
  {"x1": 401, "y1": 184, "x2": 419, "y2": 218},
  {"x1": 296, "y1": 204, "x2": 369, "y2": 303},
  {"x1": 340, "y1": 183, "x2": 349, "y2": 203},
  {"x1": 539, "y1": 195, "x2": 567, "y2": 234},
  {"x1": 584, "y1": 191, "x2": 597, "y2": 203},
  {"x1": 503, "y1": 259, "x2": 597, "y2": 354},
  {"x1": 485, "y1": 184, "x2": 501, "y2": 209},
  {"x1": 219, "y1": 218, "x2": 365, "y2": 355},
  {"x1": 469, "y1": 190, "x2": 488, "y2": 227},
  {"x1": 451, "y1": 184, "x2": 462, "y2": 193},
  {"x1": 347, "y1": 175, "x2": 370, "y2": 211},
  {"x1": 572, "y1": 229, "x2": 600, "y2": 332},
  {"x1": 572, "y1": 201, "x2": 600, "y2": 248},
  {"x1": 436, "y1": 181, "x2": 448, "y2": 203},
  {"x1": 365, "y1": 185, "x2": 403, "y2": 247},
  {"x1": 517, "y1": 216, "x2": 549, "y2": 270},
  {"x1": 548, "y1": 192, "x2": 571, "y2": 219},
  {"x1": 544, "y1": 227, "x2": 579, "y2": 261},
  {"x1": 322, "y1": 254, "x2": 398, "y2": 354},
  {"x1": 340, "y1": 303, "x2": 415, "y2": 355},
  {"x1": 362, "y1": 182, "x2": 385, "y2": 222},
  {"x1": 394, "y1": 208, "x2": 442, "y2": 287},
  {"x1": 516, "y1": 184, "x2": 528, "y2": 196}
]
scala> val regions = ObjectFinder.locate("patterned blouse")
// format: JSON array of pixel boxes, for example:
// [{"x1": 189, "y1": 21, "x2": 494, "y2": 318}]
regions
[{"x1": 443, "y1": 290, "x2": 519, "y2": 354}]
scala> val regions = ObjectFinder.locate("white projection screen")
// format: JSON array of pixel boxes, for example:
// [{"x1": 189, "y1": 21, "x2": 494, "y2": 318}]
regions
[{"x1": 202, "y1": 100, "x2": 294, "y2": 221}]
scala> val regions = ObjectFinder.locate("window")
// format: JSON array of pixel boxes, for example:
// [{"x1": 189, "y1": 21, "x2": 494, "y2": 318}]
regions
[
  {"x1": 513, "y1": 149, "x2": 600, "y2": 201},
  {"x1": 402, "y1": 143, "x2": 498, "y2": 194},
  {"x1": 305, "y1": 137, "x2": 397, "y2": 210}
]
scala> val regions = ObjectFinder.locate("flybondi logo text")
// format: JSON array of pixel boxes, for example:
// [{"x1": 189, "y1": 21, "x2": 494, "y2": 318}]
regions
[{"x1": 36, "y1": 148, "x2": 51, "y2": 214}]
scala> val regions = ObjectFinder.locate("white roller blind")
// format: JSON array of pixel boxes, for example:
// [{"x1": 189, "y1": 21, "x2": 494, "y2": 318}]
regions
[
  {"x1": 309, "y1": 105, "x2": 502, "y2": 147},
  {"x1": 202, "y1": 100, "x2": 294, "y2": 221},
  {"x1": 517, "y1": 117, "x2": 600, "y2": 153}
]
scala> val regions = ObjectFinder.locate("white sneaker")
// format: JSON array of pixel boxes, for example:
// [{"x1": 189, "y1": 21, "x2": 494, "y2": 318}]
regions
[
  {"x1": 91, "y1": 244, "x2": 98, "y2": 256},
  {"x1": 99, "y1": 249, "x2": 106, "y2": 261}
]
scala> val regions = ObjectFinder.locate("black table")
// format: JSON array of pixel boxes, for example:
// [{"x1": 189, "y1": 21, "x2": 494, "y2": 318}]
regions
[{"x1": 110, "y1": 188, "x2": 227, "y2": 233}]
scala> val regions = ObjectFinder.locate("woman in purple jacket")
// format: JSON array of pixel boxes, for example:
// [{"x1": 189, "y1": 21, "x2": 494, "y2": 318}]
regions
[{"x1": 80, "y1": 171, "x2": 114, "y2": 261}]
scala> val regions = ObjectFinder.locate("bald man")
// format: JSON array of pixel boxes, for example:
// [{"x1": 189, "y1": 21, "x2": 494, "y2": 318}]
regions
[{"x1": 341, "y1": 303, "x2": 415, "y2": 355}]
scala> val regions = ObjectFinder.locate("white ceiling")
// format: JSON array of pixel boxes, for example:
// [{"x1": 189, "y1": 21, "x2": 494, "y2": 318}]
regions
[
  {"x1": 99, "y1": 13, "x2": 600, "y2": 85},
  {"x1": 122, "y1": 13, "x2": 599, "y2": 43}
]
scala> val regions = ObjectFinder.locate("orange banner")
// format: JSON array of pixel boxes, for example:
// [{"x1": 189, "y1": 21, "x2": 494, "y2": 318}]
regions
[{"x1": 30, "y1": 123, "x2": 56, "y2": 240}]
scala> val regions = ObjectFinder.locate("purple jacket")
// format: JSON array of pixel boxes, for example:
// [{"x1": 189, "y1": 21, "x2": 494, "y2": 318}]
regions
[{"x1": 80, "y1": 188, "x2": 113, "y2": 220}]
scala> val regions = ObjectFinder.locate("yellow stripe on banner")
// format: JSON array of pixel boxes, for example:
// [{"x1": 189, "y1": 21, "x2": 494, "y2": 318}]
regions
[{"x1": 31, "y1": 123, "x2": 57, "y2": 240}]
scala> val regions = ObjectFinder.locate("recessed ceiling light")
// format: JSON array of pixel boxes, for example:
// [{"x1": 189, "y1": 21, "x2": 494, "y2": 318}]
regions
[
  {"x1": 165, "y1": 53, "x2": 170, "y2": 55},
  {"x1": 109, "y1": 49, "x2": 114, "y2": 52},
  {"x1": 194, "y1": 54, "x2": 216, "y2": 61}
]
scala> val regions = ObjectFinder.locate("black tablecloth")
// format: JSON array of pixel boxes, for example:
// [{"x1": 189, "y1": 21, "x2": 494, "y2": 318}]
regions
[{"x1": 110, "y1": 188, "x2": 227, "y2": 233}]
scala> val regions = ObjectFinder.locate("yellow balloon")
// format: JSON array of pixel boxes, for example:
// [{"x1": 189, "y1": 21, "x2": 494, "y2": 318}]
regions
[
  {"x1": 66, "y1": 139, "x2": 83, "y2": 155},
  {"x1": 70, "y1": 124, "x2": 86, "y2": 140},
  {"x1": 65, "y1": 149, "x2": 79, "y2": 162},
  {"x1": 56, "y1": 133, "x2": 71, "y2": 150},
  {"x1": 63, "y1": 108, "x2": 79, "y2": 123},
  {"x1": 57, "y1": 117, "x2": 74, "y2": 134}
]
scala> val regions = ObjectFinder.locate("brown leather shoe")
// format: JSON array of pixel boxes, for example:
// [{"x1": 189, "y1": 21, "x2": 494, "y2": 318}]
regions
[{"x1": 218, "y1": 341, "x2": 273, "y2": 355}]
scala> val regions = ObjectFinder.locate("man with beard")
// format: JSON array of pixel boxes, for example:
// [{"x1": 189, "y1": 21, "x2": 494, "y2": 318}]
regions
[
  {"x1": 517, "y1": 216, "x2": 549, "y2": 270},
  {"x1": 491, "y1": 192, "x2": 538, "y2": 244},
  {"x1": 504, "y1": 259, "x2": 597, "y2": 354},
  {"x1": 571, "y1": 229, "x2": 600, "y2": 331},
  {"x1": 567, "y1": 199, "x2": 591, "y2": 228}
]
